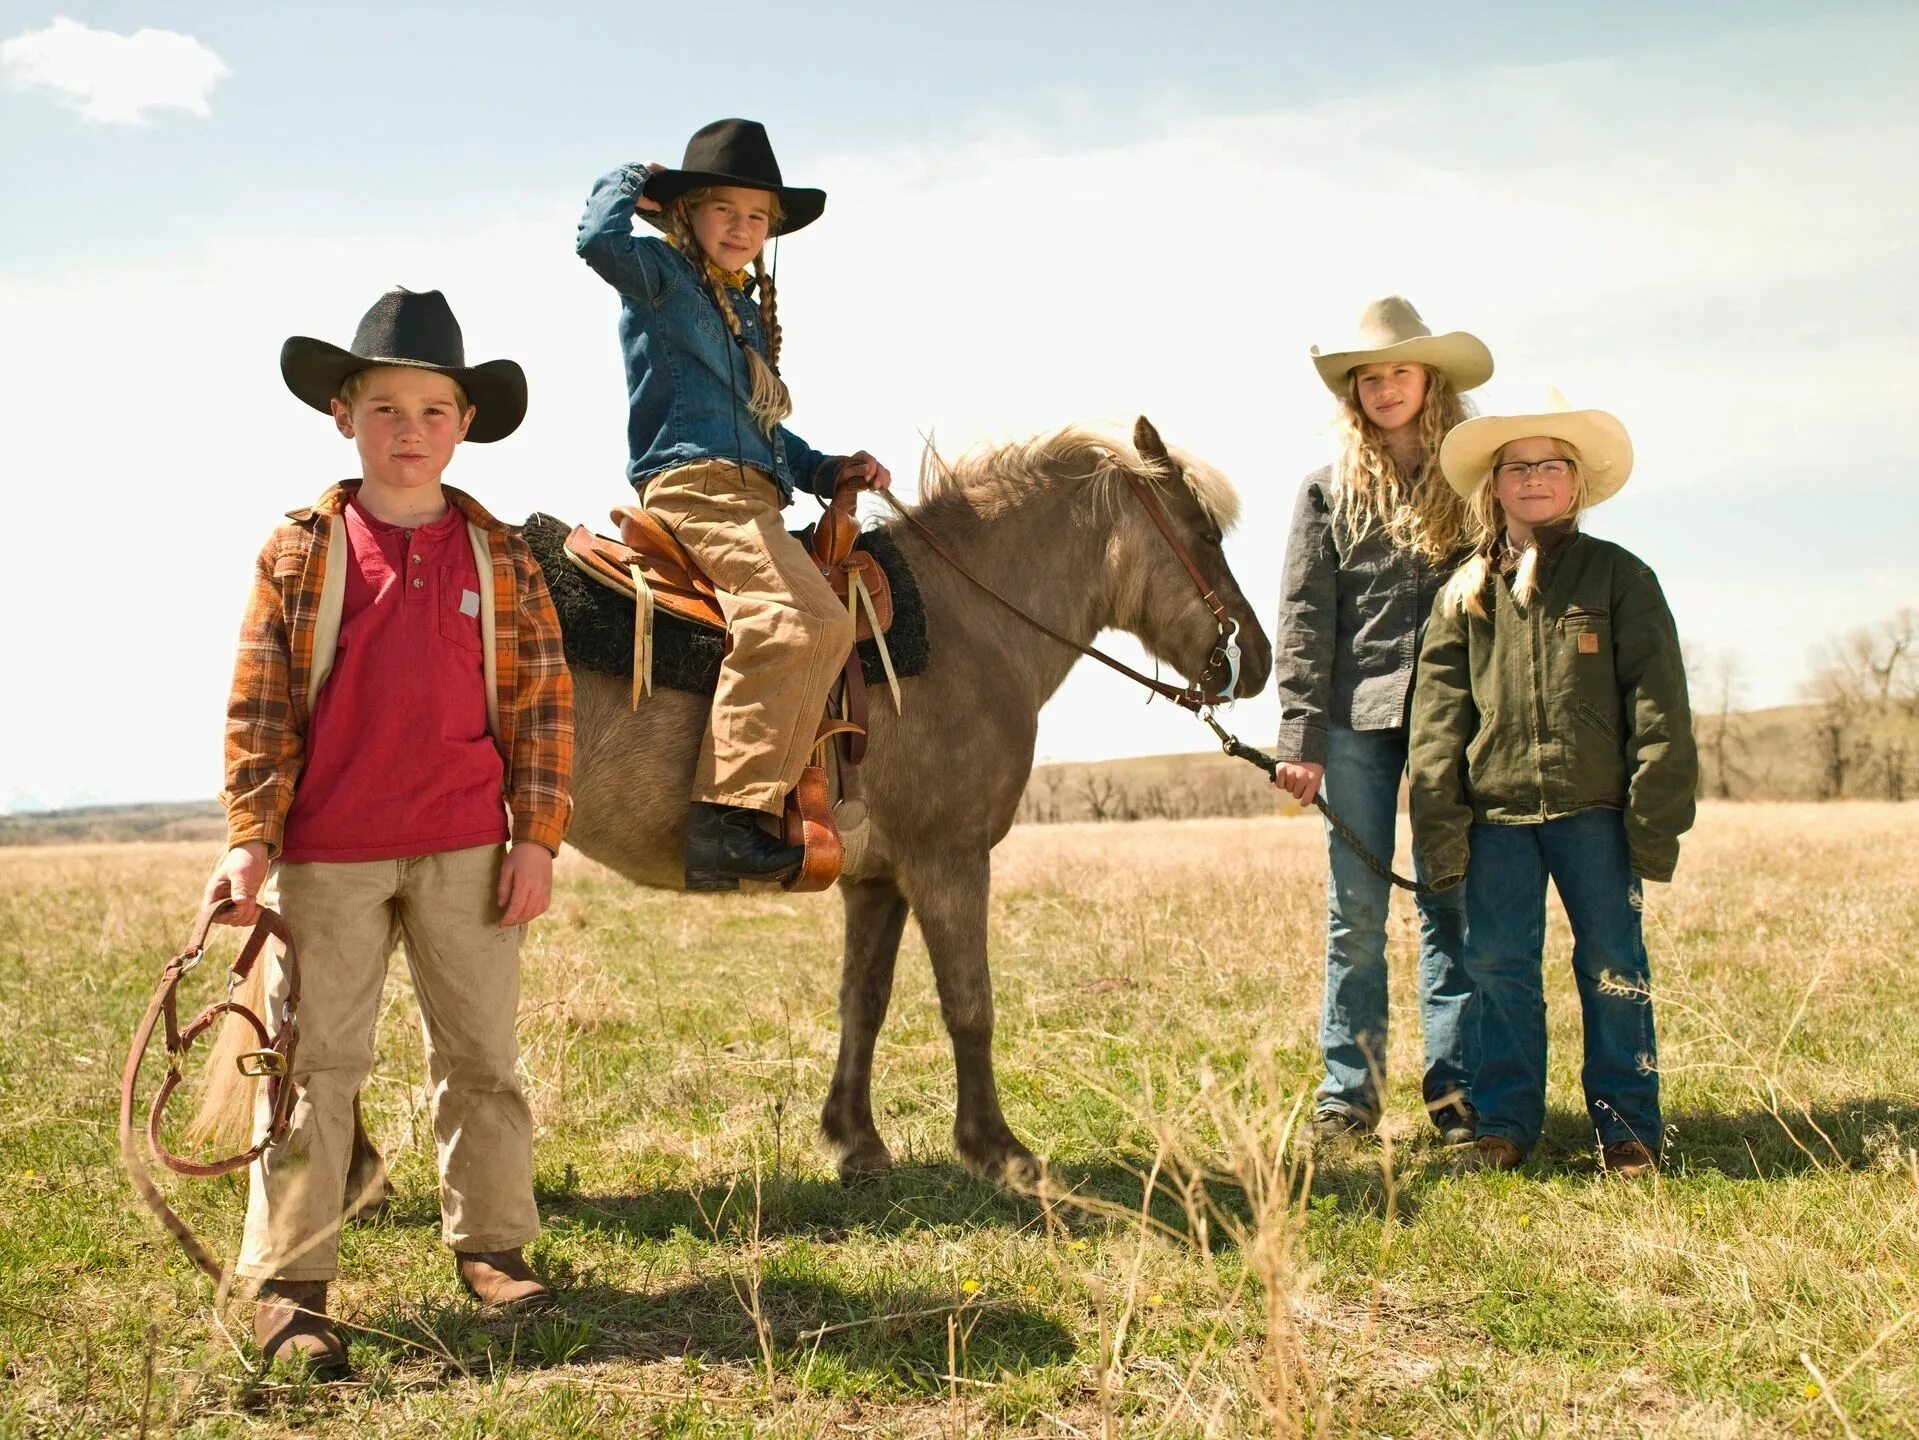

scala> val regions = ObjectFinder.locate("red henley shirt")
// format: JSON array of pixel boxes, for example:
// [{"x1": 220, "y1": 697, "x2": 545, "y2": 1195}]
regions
[{"x1": 280, "y1": 498, "x2": 509, "y2": 863}]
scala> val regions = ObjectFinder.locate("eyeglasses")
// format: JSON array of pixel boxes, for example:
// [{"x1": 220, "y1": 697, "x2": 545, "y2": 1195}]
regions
[{"x1": 1493, "y1": 458, "x2": 1575, "y2": 482}]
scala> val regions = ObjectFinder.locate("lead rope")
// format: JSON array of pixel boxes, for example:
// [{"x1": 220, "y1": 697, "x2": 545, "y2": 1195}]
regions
[{"x1": 1197, "y1": 710, "x2": 1449, "y2": 895}]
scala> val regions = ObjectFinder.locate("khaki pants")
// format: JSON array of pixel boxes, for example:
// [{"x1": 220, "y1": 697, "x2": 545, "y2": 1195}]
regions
[
  {"x1": 645, "y1": 461, "x2": 856, "y2": 814},
  {"x1": 236, "y1": 845, "x2": 537, "y2": 1282}
]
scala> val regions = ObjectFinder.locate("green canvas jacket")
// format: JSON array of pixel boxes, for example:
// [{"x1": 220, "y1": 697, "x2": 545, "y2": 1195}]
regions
[{"x1": 1408, "y1": 530, "x2": 1698, "y2": 884}]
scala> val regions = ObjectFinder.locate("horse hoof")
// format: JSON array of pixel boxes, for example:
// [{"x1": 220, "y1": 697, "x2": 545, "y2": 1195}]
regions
[
  {"x1": 343, "y1": 1171, "x2": 393, "y2": 1223},
  {"x1": 958, "y1": 1132, "x2": 1041, "y2": 1191},
  {"x1": 835, "y1": 1138, "x2": 894, "y2": 1186},
  {"x1": 1000, "y1": 1149, "x2": 1042, "y2": 1192}
]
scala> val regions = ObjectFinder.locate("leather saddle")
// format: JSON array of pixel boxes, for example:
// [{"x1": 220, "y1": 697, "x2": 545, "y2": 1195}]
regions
[
  {"x1": 560, "y1": 487, "x2": 899, "y2": 894},
  {"x1": 565, "y1": 503, "x2": 894, "y2": 644}
]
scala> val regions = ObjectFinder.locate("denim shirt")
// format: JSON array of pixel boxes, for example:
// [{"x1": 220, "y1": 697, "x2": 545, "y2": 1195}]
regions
[
  {"x1": 576, "y1": 165, "x2": 836, "y2": 502},
  {"x1": 1273, "y1": 465, "x2": 1463, "y2": 765}
]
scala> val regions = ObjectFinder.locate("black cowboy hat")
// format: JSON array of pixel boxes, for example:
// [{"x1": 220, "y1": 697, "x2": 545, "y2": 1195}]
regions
[
  {"x1": 280, "y1": 288, "x2": 528, "y2": 444},
  {"x1": 640, "y1": 118, "x2": 826, "y2": 234}
]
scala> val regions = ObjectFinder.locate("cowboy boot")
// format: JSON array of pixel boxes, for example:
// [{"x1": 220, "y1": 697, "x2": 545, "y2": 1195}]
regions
[
  {"x1": 456, "y1": 1248, "x2": 552, "y2": 1309},
  {"x1": 684, "y1": 802, "x2": 804, "y2": 890},
  {"x1": 253, "y1": 1279, "x2": 348, "y2": 1376}
]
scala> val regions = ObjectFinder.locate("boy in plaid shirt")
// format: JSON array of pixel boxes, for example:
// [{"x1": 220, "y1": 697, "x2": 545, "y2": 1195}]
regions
[{"x1": 204, "y1": 288, "x2": 573, "y2": 1373}]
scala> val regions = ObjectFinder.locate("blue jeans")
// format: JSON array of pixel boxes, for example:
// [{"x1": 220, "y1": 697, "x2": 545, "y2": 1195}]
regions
[
  {"x1": 1464, "y1": 808, "x2": 1661, "y2": 1154},
  {"x1": 1315, "y1": 724, "x2": 1474, "y2": 1129}
]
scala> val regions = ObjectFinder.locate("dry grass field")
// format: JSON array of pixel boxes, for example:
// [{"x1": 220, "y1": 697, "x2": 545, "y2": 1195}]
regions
[{"x1": 3, "y1": 803, "x2": 1917, "y2": 1437}]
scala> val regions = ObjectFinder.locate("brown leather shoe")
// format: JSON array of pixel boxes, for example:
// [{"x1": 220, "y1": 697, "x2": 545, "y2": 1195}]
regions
[
  {"x1": 1463, "y1": 1136, "x2": 1525, "y2": 1172},
  {"x1": 1601, "y1": 1140, "x2": 1657, "y2": 1178},
  {"x1": 456, "y1": 1248, "x2": 551, "y2": 1309},
  {"x1": 252, "y1": 1279, "x2": 348, "y2": 1376}
]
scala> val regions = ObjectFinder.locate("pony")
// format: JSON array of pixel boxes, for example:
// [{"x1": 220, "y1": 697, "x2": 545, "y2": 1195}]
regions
[{"x1": 196, "y1": 418, "x2": 1272, "y2": 1192}]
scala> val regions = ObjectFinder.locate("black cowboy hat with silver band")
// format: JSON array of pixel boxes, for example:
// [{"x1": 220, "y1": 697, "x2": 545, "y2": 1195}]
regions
[
  {"x1": 640, "y1": 118, "x2": 826, "y2": 234},
  {"x1": 280, "y1": 287, "x2": 528, "y2": 444}
]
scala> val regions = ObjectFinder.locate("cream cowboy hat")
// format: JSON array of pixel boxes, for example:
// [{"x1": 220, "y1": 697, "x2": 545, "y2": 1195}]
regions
[
  {"x1": 1310, "y1": 296, "x2": 1494, "y2": 396},
  {"x1": 1438, "y1": 388, "x2": 1634, "y2": 504}
]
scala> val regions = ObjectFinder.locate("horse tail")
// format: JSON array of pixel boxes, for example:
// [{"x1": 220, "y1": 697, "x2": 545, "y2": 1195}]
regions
[{"x1": 182, "y1": 961, "x2": 264, "y2": 1151}]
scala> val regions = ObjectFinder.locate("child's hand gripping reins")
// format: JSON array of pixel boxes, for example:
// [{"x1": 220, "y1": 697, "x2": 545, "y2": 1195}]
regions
[{"x1": 1197, "y1": 709, "x2": 1455, "y2": 896}]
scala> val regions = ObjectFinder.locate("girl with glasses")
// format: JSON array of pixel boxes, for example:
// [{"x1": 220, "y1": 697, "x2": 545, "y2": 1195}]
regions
[{"x1": 1409, "y1": 396, "x2": 1697, "y2": 1176}]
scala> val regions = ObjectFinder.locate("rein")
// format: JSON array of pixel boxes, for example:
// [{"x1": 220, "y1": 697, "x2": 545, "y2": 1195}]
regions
[
  {"x1": 119, "y1": 900, "x2": 301, "y2": 1284},
  {"x1": 871, "y1": 482, "x2": 1442, "y2": 896},
  {"x1": 1195, "y1": 711, "x2": 1444, "y2": 895},
  {"x1": 873, "y1": 480, "x2": 1238, "y2": 712}
]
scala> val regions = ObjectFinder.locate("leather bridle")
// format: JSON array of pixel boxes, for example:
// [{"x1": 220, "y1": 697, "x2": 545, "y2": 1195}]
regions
[
  {"x1": 872, "y1": 477, "x2": 1439, "y2": 894},
  {"x1": 119, "y1": 899, "x2": 300, "y2": 1284},
  {"x1": 873, "y1": 468, "x2": 1242, "y2": 712}
]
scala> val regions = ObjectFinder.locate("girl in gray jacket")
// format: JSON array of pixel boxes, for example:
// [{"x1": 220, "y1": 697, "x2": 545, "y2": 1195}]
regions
[{"x1": 1272, "y1": 297, "x2": 1493, "y2": 1144}]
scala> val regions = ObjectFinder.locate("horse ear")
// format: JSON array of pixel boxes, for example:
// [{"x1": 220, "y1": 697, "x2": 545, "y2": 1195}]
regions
[{"x1": 1132, "y1": 416, "x2": 1172, "y2": 470}]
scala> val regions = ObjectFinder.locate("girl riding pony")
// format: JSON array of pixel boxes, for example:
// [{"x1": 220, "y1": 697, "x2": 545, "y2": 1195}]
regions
[{"x1": 577, "y1": 118, "x2": 891, "y2": 889}]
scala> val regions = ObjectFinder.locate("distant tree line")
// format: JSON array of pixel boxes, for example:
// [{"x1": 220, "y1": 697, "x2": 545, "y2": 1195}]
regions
[
  {"x1": 1016, "y1": 762, "x2": 1276, "y2": 825},
  {"x1": 1800, "y1": 607, "x2": 1918, "y2": 801},
  {"x1": 1683, "y1": 606, "x2": 1915, "y2": 803}
]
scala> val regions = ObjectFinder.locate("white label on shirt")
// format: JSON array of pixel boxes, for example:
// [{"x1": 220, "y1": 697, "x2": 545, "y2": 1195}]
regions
[{"x1": 460, "y1": 588, "x2": 481, "y2": 618}]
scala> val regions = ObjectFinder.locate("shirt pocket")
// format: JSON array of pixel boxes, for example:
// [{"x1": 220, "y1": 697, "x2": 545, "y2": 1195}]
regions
[
  {"x1": 1558, "y1": 607, "x2": 1621, "y2": 739},
  {"x1": 1573, "y1": 700, "x2": 1621, "y2": 743},
  {"x1": 438, "y1": 569, "x2": 484, "y2": 652}
]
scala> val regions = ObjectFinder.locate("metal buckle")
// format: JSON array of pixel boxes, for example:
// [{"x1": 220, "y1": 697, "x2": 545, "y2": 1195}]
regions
[
  {"x1": 1209, "y1": 619, "x2": 1241, "y2": 705},
  {"x1": 235, "y1": 1049, "x2": 288, "y2": 1079}
]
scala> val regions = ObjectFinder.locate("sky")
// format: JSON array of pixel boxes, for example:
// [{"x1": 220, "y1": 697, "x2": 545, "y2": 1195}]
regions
[{"x1": 2, "y1": 2, "x2": 1915, "y2": 812}]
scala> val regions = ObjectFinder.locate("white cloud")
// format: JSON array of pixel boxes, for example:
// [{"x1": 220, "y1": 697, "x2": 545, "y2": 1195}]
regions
[{"x1": 0, "y1": 16, "x2": 229, "y2": 124}]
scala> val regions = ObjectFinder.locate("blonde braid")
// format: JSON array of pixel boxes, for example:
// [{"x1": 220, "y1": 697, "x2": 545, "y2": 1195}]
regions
[
  {"x1": 754, "y1": 253, "x2": 783, "y2": 371},
  {"x1": 670, "y1": 196, "x2": 792, "y2": 436}
]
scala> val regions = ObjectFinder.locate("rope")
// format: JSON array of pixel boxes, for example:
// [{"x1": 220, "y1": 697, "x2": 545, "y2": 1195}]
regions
[{"x1": 1202, "y1": 714, "x2": 1452, "y2": 895}]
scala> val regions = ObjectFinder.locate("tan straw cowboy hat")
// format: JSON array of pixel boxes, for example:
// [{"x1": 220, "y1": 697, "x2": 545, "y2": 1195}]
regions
[
  {"x1": 1438, "y1": 388, "x2": 1634, "y2": 503},
  {"x1": 1310, "y1": 295, "x2": 1494, "y2": 396}
]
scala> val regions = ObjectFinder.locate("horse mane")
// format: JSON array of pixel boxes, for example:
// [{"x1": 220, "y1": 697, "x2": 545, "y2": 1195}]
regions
[{"x1": 914, "y1": 425, "x2": 1241, "y2": 534}]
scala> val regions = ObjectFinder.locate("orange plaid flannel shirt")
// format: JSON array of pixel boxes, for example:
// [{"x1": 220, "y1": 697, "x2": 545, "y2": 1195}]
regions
[{"x1": 221, "y1": 482, "x2": 574, "y2": 857}]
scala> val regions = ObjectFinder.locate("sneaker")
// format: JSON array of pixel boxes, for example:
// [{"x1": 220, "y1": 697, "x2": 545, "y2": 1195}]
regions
[
  {"x1": 1600, "y1": 1140, "x2": 1657, "y2": 1178},
  {"x1": 1308, "y1": 1109, "x2": 1375, "y2": 1145},
  {"x1": 1461, "y1": 1136, "x2": 1525, "y2": 1172}
]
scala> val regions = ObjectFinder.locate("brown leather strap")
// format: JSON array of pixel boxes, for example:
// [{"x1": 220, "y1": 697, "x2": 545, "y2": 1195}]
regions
[
  {"x1": 873, "y1": 489, "x2": 1226, "y2": 712},
  {"x1": 1121, "y1": 472, "x2": 1231, "y2": 629},
  {"x1": 838, "y1": 650, "x2": 869, "y2": 768},
  {"x1": 781, "y1": 763, "x2": 844, "y2": 892},
  {"x1": 119, "y1": 900, "x2": 301, "y2": 1286}
]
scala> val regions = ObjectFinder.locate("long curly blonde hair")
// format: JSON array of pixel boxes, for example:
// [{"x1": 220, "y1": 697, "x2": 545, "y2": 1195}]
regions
[
  {"x1": 667, "y1": 187, "x2": 792, "y2": 435},
  {"x1": 1439, "y1": 438, "x2": 1590, "y2": 619},
  {"x1": 1330, "y1": 365, "x2": 1471, "y2": 563}
]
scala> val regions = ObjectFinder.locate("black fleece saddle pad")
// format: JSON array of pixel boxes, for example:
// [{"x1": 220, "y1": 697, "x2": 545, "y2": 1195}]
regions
[{"x1": 523, "y1": 511, "x2": 928, "y2": 695}]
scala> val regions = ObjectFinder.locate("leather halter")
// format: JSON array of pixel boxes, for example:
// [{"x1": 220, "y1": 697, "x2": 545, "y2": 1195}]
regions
[
  {"x1": 873, "y1": 469, "x2": 1241, "y2": 713},
  {"x1": 119, "y1": 900, "x2": 301, "y2": 1284}
]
